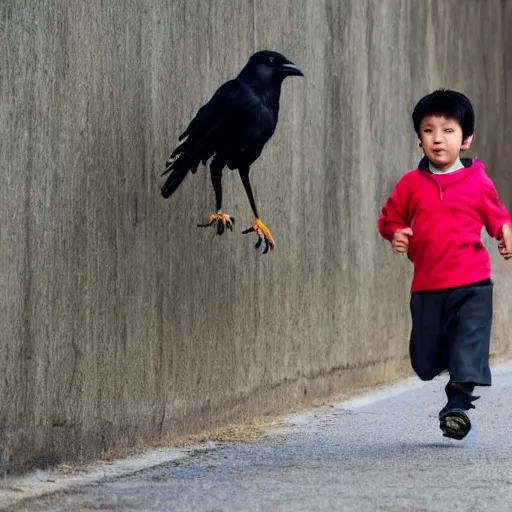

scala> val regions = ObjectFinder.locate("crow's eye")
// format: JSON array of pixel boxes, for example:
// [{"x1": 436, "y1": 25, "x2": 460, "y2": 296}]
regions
[{"x1": 268, "y1": 57, "x2": 275, "y2": 64}]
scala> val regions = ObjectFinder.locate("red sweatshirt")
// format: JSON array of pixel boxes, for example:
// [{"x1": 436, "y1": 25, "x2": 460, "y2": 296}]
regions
[{"x1": 377, "y1": 158, "x2": 511, "y2": 293}]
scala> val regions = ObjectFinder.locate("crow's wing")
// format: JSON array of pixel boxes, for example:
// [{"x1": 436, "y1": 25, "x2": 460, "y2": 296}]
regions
[{"x1": 164, "y1": 79, "x2": 253, "y2": 176}]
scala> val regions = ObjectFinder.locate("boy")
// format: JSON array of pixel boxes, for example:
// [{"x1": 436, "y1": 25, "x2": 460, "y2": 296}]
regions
[{"x1": 377, "y1": 89, "x2": 512, "y2": 440}]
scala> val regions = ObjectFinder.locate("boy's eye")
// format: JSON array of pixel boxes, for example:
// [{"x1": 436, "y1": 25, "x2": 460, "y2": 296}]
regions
[
  {"x1": 423, "y1": 129, "x2": 432, "y2": 133},
  {"x1": 445, "y1": 128, "x2": 454, "y2": 133}
]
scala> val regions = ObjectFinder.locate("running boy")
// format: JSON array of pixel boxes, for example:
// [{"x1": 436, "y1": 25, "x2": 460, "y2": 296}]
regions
[{"x1": 377, "y1": 89, "x2": 512, "y2": 440}]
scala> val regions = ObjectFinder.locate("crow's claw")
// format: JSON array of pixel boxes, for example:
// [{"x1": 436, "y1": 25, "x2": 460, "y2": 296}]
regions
[
  {"x1": 243, "y1": 218, "x2": 274, "y2": 254},
  {"x1": 197, "y1": 212, "x2": 234, "y2": 235}
]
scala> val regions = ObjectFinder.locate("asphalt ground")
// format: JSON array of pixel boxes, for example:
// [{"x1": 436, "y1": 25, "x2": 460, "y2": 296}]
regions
[{"x1": 3, "y1": 361, "x2": 512, "y2": 512}]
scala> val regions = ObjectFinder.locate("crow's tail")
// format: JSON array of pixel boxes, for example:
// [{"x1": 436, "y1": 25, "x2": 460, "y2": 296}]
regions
[
  {"x1": 161, "y1": 163, "x2": 189, "y2": 198},
  {"x1": 161, "y1": 116, "x2": 224, "y2": 198}
]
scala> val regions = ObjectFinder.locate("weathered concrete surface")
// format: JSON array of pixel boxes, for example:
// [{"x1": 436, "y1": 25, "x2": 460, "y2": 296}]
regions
[
  {"x1": 1, "y1": 0, "x2": 511, "y2": 473},
  {"x1": 4, "y1": 362, "x2": 512, "y2": 511}
]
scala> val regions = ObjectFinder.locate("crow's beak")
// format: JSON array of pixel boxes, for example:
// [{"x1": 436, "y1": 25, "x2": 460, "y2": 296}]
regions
[{"x1": 280, "y1": 62, "x2": 304, "y2": 77}]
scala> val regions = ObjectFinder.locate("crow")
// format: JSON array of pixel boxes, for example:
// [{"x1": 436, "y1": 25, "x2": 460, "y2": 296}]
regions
[{"x1": 161, "y1": 50, "x2": 304, "y2": 254}]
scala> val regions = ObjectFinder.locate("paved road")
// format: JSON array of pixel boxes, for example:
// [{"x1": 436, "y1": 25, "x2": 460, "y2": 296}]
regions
[{"x1": 5, "y1": 362, "x2": 512, "y2": 511}]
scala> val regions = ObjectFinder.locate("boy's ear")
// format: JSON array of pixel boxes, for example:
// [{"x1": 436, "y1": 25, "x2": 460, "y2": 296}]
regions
[
  {"x1": 418, "y1": 138, "x2": 423, "y2": 148},
  {"x1": 461, "y1": 134, "x2": 474, "y2": 151}
]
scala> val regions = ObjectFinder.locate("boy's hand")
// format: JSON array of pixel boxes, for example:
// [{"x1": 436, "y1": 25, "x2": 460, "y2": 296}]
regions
[
  {"x1": 391, "y1": 227, "x2": 413, "y2": 254},
  {"x1": 498, "y1": 223, "x2": 512, "y2": 260}
]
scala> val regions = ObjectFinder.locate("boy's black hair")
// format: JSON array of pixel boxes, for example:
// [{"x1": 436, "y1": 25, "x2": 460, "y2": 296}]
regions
[{"x1": 412, "y1": 89, "x2": 475, "y2": 140}]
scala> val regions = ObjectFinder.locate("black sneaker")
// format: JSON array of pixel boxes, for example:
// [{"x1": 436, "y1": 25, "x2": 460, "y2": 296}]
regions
[
  {"x1": 439, "y1": 409, "x2": 471, "y2": 440},
  {"x1": 438, "y1": 382, "x2": 478, "y2": 440}
]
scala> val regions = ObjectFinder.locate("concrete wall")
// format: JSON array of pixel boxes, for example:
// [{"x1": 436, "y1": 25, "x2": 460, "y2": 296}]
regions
[{"x1": 1, "y1": 0, "x2": 510, "y2": 474}]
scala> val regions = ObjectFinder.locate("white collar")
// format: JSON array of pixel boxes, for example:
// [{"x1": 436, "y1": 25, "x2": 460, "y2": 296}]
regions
[{"x1": 429, "y1": 157, "x2": 465, "y2": 174}]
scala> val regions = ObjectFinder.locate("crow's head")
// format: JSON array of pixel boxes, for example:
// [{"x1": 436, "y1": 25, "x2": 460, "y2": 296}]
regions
[{"x1": 239, "y1": 50, "x2": 304, "y2": 86}]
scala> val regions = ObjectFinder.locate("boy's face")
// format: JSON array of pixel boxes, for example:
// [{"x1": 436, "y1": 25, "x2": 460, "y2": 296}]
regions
[{"x1": 418, "y1": 115, "x2": 473, "y2": 171}]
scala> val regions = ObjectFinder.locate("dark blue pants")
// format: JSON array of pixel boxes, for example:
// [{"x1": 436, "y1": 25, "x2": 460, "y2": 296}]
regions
[{"x1": 409, "y1": 280, "x2": 493, "y2": 387}]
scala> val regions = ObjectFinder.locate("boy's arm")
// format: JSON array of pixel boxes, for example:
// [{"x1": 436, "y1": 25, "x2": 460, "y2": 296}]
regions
[
  {"x1": 480, "y1": 176, "x2": 512, "y2": 239},
  {"x1": 377, "y1": 178, "x2": 410, "y2": 241},
  {"x1": 498, "y1": 224, "x2": 512, "y2": 260}
]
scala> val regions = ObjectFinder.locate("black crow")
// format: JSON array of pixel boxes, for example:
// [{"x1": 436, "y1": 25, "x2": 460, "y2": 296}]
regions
[{"x1": 161, "y1": 50, "x2": 304, "y2": 254}]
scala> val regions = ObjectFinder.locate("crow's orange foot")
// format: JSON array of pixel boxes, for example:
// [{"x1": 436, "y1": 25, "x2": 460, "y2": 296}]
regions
[
  {"x1": 242, "y1": 218, "x2": 275, "y2": 254},
  {"x1": 197, "y1": 212, "x2": 234, "y2": 235}
]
